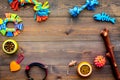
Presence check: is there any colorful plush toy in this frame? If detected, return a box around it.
[0,13,23,37]
[69,0,99,17]
[94,55,106,68]
[93,12,116,24]
[8,0,50,22]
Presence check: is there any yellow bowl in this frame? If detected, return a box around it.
[77,62,92,77]
[2,39,18,54]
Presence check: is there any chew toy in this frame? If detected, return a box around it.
[69,60,77,67]
[93,12,116,24]
[69,0,99,17]
[25,62,48,80]
[101,28,120,80]
[10,54,24,72]
[0,13,23,37]
[8,0,50,22]
[2,39,18,54]
[94,55,106,68]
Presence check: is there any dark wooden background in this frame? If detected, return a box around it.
[0,0,120,80]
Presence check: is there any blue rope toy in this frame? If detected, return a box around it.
[69,0,99,17]
[93,12,116,24]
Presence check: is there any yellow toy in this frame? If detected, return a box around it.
[10,61,21,72]
[10,53,24,72]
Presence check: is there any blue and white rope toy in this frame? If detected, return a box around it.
[69,0,99,17]
[93,12,116,24]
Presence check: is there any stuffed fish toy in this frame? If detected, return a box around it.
[93,12,116,24]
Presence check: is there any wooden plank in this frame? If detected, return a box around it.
[0,0,120,80]
[0,17,120,42]
[0,0,120,17]
[0,41,120,65]
[0,65,118,80]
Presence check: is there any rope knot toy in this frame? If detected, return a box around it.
[8,0,50,22]
[86,0,99,10]
[69,6,80,17]
[9,0,20,11]
[34,1,50,22]
[93,12,116,24]
[0,13,23,37]
[69,0,99,17]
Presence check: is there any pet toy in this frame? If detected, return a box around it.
[0,13,23,37]
[25,62,48,80]
[69,0,99,17]
[77,62,92,77]
[10,53,24,72]
[101,28,120,80]
[8,0,50,22]
[68,60,77,67]
[2,39,18,54]
[94,55,106,68]
[93,12,116,24]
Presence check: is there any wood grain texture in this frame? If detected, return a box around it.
[0,0,120,80]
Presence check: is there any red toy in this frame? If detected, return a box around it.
[94,55,106,68]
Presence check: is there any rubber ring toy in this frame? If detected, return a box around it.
[0,13,24,37]
[25,62,48,80]
[2,39,18,54]
[8,0,50,22]
[77,62,92,77]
